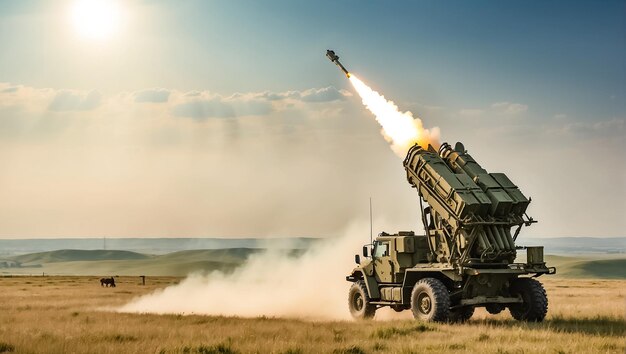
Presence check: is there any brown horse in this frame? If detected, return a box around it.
[100,277,116,287]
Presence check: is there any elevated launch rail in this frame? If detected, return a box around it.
[403,142,537,266]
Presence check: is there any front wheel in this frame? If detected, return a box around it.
[508,278,548,322]
[348,281,376,319]
[410,278,450,322]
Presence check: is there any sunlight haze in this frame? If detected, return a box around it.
[0,0,624,238]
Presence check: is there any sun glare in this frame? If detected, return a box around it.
[70,0,125,40]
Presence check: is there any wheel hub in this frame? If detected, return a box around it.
[354,294,364,311]
[418,293,432,314]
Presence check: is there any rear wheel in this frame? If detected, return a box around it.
[410,278,450,322]
[508,278,548,322]
[449,306,474,323]
[348,281,376,319]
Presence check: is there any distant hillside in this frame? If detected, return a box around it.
[1,237,623,258]
[1,248,267,276]
[11,249,148,265]
[561,259,626,279]
[522,237,626,254]
[155,248,261,264]
[545,255,626,279]
[0,237,320,256]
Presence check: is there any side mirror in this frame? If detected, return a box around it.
[362,246,369,257]
[354,254,361,264]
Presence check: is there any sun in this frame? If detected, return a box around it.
[70,0,125,40]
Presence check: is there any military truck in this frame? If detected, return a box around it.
[347,142,555,322]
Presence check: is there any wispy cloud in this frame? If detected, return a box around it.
[48,90,102,112]
[172,97,272,119]
[299,87,351,102]
[1,85,20,93]
[134,88,171,103]
[491,101,528,115]
[458,108,484,117]
[556,117,625,137]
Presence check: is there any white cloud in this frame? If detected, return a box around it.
[457,101,528,119]
[491,101,528,115]
[134,88,171,103]
[458,108,484,117]
[1,85,20,93]
[255,90,300,101]
[557,118,625,137]
[299,86,351,102]
[172,96,272,119]
[169,86,351,120]
[251,86,351,103]
[48,90,102,111]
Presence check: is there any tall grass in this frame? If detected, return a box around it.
[0,276,623,353]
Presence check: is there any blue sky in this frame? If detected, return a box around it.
[0,0,624,237]
[2,1,624,108]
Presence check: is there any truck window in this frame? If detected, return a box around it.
[373,241,389,257]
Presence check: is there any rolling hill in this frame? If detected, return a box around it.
[1,248,624,279]
[1,248,262,277]
[11,249,149,265]
[545,255,626,279]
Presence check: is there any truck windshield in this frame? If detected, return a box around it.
[373,241,389,257]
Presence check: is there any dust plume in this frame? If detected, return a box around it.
[117,225,368,320]
[349,74,440,156]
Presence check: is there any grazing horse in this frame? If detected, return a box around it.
[100,277,116,287]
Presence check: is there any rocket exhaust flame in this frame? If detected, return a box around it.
[348,74,440,157]
[326,50,439,157]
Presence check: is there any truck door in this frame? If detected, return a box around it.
[373,240,393,283]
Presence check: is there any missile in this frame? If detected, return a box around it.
[326,50,350,78]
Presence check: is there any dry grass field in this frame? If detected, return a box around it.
[0,276,624,354]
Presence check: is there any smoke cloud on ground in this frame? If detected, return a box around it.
[118,224,369,320]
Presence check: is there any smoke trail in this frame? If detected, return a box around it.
[349,75,440,157]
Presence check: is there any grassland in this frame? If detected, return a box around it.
[0,276,623,354]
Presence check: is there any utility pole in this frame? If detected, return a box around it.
[369,197,373,246]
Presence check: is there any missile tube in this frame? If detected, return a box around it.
[484,227,501,251]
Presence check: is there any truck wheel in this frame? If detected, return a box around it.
[348,281,376,319]
[485,303,504,315]
[508,278,548,322]
[449,306,474,323]
[410,278,450,322]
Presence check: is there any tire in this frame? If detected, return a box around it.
[348,281,376,319]
[485,303,504,315]
[508,278,548,322]
[410,278,450,322]
[449,306,474,323]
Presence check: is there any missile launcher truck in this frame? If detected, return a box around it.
[347,142,555,322]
